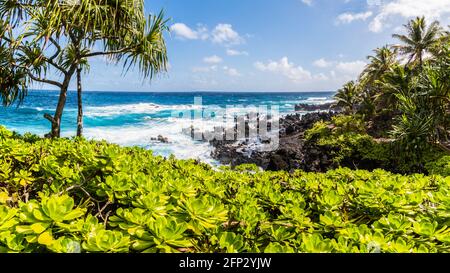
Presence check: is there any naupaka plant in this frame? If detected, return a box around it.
[1,127,450,253]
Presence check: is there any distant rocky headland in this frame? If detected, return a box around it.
[294,102,340,112]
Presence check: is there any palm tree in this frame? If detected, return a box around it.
[361,46,398,86]
[334,81,360,114]
[377,65,413,111]
[358,46,398,117]
[393,17,442,68]
[0,0,169,138]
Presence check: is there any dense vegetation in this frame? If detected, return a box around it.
[1,126,450,253]
[313,17,450,174]
[305,114,448,174]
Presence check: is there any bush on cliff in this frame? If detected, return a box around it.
[305,115,391,170]
[305,115,447,174]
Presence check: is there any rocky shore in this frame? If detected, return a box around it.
[294,102,340,112]
[206,111,340,172]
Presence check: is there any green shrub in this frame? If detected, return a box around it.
[306,115,391,168]
[426,156,450,176]
[305,115,447,173]
[0,127,450,253]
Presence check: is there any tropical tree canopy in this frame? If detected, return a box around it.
[392,16,442,67]
[0,0,169,137]
[334,81,360,114]
[334,17,449,158]
[361,46,398,87]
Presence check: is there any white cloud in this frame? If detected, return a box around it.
[336,11,373,24]
[301,0,313,6]
[192,66,218,73]
[314,73,329,81]
[211,24,244,46]
[171,23,247,48]
[313,58,333,68]
[252,56,368,91]
[335,60,366,76]
[223,66,241,77]
[368,0,450,33]
[170,23,208,40]
[255,57,312,83]
[226,49,249,56]
[203,55,223,64]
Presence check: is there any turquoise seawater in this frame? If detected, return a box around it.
[0,90,335,163]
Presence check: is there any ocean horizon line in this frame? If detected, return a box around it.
[28,89,336,94]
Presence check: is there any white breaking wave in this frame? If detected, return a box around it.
[307,97,328,101]
[31,107,60,112]
[81,103,280,164]
[85,103,203,117]
[85,103,162,117]
[36,98,326,163]
[82,116,220,165]
[305,97,336,104]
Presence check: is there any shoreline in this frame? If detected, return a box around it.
[207,110,339,172]
[1,91,336,164]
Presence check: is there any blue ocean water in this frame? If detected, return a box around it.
[0,90,335,163]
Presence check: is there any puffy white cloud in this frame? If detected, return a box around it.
[170,23,208,40]
[203,55,223,64]
[313,73,329,81]
[336,11,373,24]
[171,23,246,47]
[192,66,218,73]
[368,0,450,33]
[252,56,369,91]
[192,64,241,77]
[301,0,313,6]
[255,57,312,83]
[335,60,367,76]
[223,66,241,77]
[211,24,244,46]
[313,58,333,68]
[226,49,249,56]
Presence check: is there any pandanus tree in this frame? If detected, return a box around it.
[388,21,449,155]
[0,0,169,138]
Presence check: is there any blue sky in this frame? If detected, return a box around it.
[47,0,450,92]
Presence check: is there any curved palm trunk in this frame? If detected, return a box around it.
[76,65,83,137]
[45,67,77,138]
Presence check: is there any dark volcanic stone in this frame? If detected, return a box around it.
[210,111,339,172]
[267,154,289,171]
[295,103,340,112]
[151,135,170,143]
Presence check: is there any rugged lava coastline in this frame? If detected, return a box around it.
[182,102,341,172]
[209,111,339,172]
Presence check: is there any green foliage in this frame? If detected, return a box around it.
[334,81,360,114]
[333,17,449,159]
[306,114,446,173]
[0,127,450,253]
[306,115,391,167]
[426,156,450,176]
